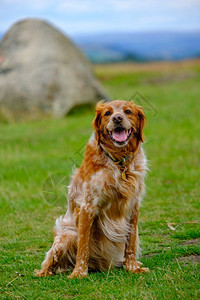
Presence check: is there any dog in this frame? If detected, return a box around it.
[35,100,149,278]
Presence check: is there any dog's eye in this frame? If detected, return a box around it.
[125,109,132,114]
[104,111,111,116]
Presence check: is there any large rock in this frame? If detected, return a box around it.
[0,19,108,121]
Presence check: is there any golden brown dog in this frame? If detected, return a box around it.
[35,100,149,278]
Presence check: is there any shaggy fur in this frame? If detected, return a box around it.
[35,100,149,278]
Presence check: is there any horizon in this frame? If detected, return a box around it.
[0,21,199,63]
[1,22,200,39]
[71,29,200,38]
[1,24,200,38]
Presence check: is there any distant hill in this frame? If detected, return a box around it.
[1,30,200,63]
[73,31,200,63]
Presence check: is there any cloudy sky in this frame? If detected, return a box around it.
[0,0,200,36]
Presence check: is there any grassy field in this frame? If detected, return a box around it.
[0,59,200,299]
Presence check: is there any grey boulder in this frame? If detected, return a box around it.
[0,18,108,121]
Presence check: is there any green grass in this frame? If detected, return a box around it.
[0,60,200,299]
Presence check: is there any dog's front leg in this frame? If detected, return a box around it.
[125,201,149,273]
[68,203,94,279]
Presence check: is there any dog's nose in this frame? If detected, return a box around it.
[112,114,123,124]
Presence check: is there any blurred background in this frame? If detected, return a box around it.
[0,0,200,121]
[1,0,200,63]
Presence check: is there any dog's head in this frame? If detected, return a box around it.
[92,100,146,153]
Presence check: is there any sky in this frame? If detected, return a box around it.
[0,0,200,36]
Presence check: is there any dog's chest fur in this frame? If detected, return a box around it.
[68,142,146,244]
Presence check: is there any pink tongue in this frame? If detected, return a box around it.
[113,130,128,142]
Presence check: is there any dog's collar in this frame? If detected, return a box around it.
[100,145,130,166]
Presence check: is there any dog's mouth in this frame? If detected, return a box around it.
[108,127,132,145]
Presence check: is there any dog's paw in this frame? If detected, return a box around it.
[125,261,149,274]
[68,268,87,279]
[34,269,53,277]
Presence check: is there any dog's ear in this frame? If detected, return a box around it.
[137,106,146,143]
[92,101,104,145]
